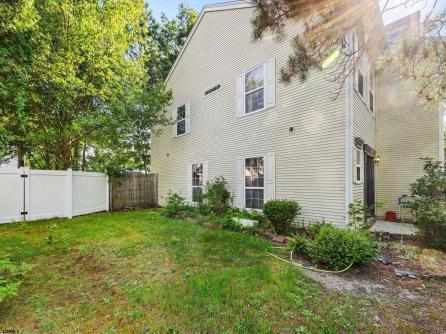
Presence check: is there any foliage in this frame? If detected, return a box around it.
[222,219,243,232]
[162,192,195,219]
[201,177,232,216]
[145,4,198,86]
[0,259,33,304]
[305,225,378,270]
[0,0,194,172]
[290,234,309,255]
[263,199,301,234]
[252,0,445,104]
[409,158,446,249]
[306,220,330,238]
[348,200,373,230]
[225,208,268,226]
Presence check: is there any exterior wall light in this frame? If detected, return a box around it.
[374,155,380,165]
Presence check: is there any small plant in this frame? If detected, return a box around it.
[348,200,373,229]
[0,259,33,304]
[202,177,232,215]
[222,218,243,232]
[408,158,446,250]
[290,234,309,255]
[263,199,301,234]
[162,191,195,219]
[305,225,378,270]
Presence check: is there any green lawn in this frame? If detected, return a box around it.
[0,210,376,333]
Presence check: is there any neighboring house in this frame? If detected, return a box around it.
[0,157,19,169]
[152,1,444,226]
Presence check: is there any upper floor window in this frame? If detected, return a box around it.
[245,156,264,209]
[369,67,375,113]
[245,65,265,114]
[176,104,186,136]
[192,163,203,202]
[353,29,375,114]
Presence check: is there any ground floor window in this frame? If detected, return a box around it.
[245,157,264,209]
[192,163,203,202]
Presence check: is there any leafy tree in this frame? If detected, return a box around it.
[409,158,446,249]
[0,0,172,171]
[145,4,198,86]
[252,0,445,104]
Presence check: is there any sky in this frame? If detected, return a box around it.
[148,0,442,25]
[148,0,208,19]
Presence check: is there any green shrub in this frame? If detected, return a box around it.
[0,259,33,304]
[306,225,378,270]
[290,234,309,255]
[409,158,446,250]
[202,177,232,216]
[162,192,195,219]
[222,219,243,232]
[263,199,301,234]
[306,220,330,238]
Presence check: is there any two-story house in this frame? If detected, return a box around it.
[152,1,444,226]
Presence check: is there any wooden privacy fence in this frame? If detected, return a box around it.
[109,173,158,211]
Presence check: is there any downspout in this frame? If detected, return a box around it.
[344,34,354,225]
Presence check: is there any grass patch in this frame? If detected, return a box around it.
[0,210,376,333]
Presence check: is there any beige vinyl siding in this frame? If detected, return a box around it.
[375,69,441,218]
[152,7,348,225]
[352,91,376,201]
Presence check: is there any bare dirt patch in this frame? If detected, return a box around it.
[298,243,446,333]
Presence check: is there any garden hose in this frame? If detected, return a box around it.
[266,248,354,274]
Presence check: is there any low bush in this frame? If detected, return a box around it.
[409,158,446,250]
[290,234,309,255]
[162,192,195,219]
[0,259,33,304]
[305,225,378,270]
[222,219,243,232]
[202,177,232,216]
[263,199,301,234]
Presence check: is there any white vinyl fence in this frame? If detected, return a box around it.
[0,168,108,224]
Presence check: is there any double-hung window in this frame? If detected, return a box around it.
[176,104,186,136]
[245,65,265,114]
[245,157,264,209]
[192,163,203,202]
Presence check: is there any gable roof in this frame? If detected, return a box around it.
[165,1,255,82]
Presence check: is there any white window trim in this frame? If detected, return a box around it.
[175,103,186,137]
[244,155,266,210]
[204,82,222,97]
[243,64,266,116]
[191,161,204,203]
[354,148,364,185]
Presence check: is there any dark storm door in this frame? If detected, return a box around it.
[364,154,375,216]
